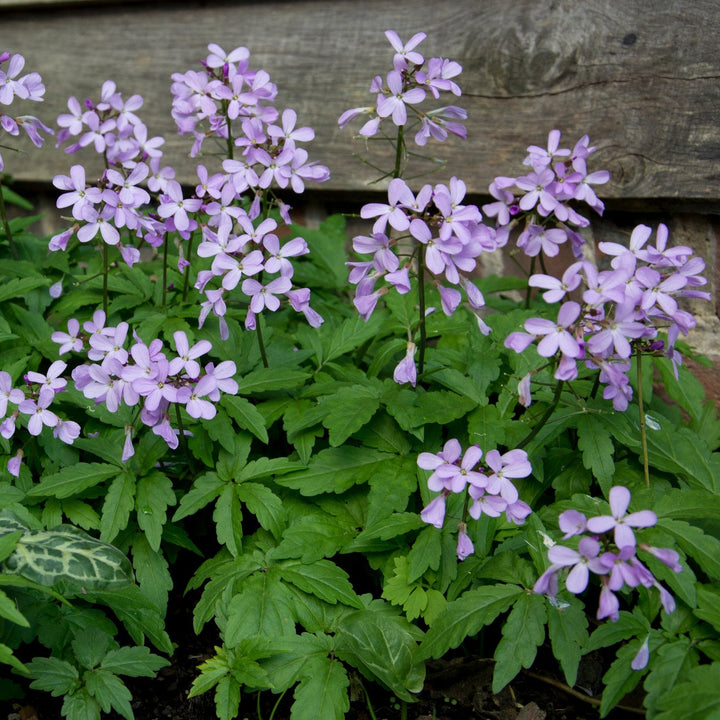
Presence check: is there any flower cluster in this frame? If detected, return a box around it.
[50,81,170,263]
[168,44,329,336]
[52,311,237,458]
[0,363,80,477]
[418,439,532,560]
[505,222,710,409]
[350,176,505,384]
[0,51,52,172]
[483,130,610,259]
[338,31,466,147]
[534,486,681,634]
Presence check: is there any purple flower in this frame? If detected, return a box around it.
[524,301,582,358]
[586,486,657,548]
[420,492,447,528]
[547,537,607,593]
[18,392,59,435]
[157,180,202,232]
[393,342,417,387]
[376,70,426,126]
[482,448,531,503]
[456,524,474,561]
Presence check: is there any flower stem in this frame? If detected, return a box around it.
[162,231,169,308]
[518,379,564,450]
[636,349,650,488]
[182,233,194,302]
[102,242,109,315]
[256,314,269,369]
[417,243,427,375]
[0,183,19,260]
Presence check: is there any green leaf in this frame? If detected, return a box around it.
[546,595,588,688]
[599,640,646,717]
[576,413,615,493]
[135,472,175,552]
[272,512,356,562]
[214,674,241,720]
[100,473,136,544]
[406,526,442,583]
[0,529,22,561]
[85,669,134,720]
[585,611,649,652]
[336,608,424,701]
[366,456,418,526]
[653,488,720,522]
[274,446,392,496]
[0,641,28,673]
[27,656,80,695]
[644,638,697,718]
[62,690,102,720]
[205,407,237,454]
[492,592,546,693]
[225,571,296,645]
[0,587,29,627]
[695,586,720,632]
[654,356,706,423]
[4,524,133,589]
[27,463,119,499]
[236,367,310,394]
[101,645,170,677]
[655,663,720,720]
[132,533,173,615]
[172,472,224,522]
[222,395,268,443]
[281,559,362,608]
[419,584,523,660]
[235,482,286,540]
[320,385,381,446]
[71,627,111,671]
[214,483,243,557]
[290,656,349,720]
[321,313,387,366]
[658,518,720,580]
[0,276,47,304]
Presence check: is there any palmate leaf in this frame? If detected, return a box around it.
[3,523,133,589]
[419,584,523,660]
[492,592,546,693]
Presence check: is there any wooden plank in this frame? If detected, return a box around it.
[1,0,719,200]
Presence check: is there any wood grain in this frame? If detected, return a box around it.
[1,0,719,200]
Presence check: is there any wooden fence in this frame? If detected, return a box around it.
[1,0,719,390]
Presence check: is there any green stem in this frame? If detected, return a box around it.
[256,314,269,369]
[393,125,405,179]
[162,231,169,308]
[0,183,19,260]
[524,256,536,308]
[267,689,287,720]
[417,243,427,376]
[174,403,190,470]
[518,379,564,450]
[636,349,650,488]
[182,233,194,302]
[102,242,109,316]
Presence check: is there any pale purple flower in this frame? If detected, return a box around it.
[376,70,426,126]
[385,30,426,69]
[558,509,587,539]
[586,486,657,548]
[420,492,447,529]
[631,636,650,671]
[0,372,24,417]
[547,537,607,593]
[184,375,218,420]
[456,524,474,561]
[18,392,59,435]
[26,360,67,396]
[157,180,202,232]
[7,451,22,478]
[524,301,582,358]
[168,331,212,378]
[393,342,417,387]
[242,276,292,313]
[482,448,532,503]
[53,165,102,221]
[53,418,80,444]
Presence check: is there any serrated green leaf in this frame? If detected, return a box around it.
[290,656,349,720]
[599,640,647,717]
[659,518,720,580]
[492,592,546,692]
[62,500,101,531]
[272,512,356,562]
[27,656,80,695]
[214,483,243,557]
[546,595,588,688]
[644,638,697,718]
[585,611,649,652]
[205,407,237,454]
[654,356,706,423]
[236,367,311,394]
[654,662,720,720]
[101,645,170,677]
[71,627,111,671]
[321,313,387,366]
[0,587,29,627]
[281,559,362,608]
[225,571,295,645]
[222,395,268,443]
[236,457,303,482]
[366,456,418,526]
[132,533,173,615]
[419,584,522,659]
[62,689,102,720]
[0,641,27,673]
[0,276,47,304]
[320,386,381,446]
[235,482,286,540]
[100,473,136,543]
[27,463,119,499]
[576,413,615,493]
[135,472,175,552]
[406,526,442,583]
[653,488,720,521]
[172,472,224,522]
[274,446,392,496]
[214,674,241,720]
[695,586,720,631]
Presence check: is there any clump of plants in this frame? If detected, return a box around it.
[1,33,719,720]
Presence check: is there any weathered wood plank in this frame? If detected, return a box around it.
[1,0,719,200]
